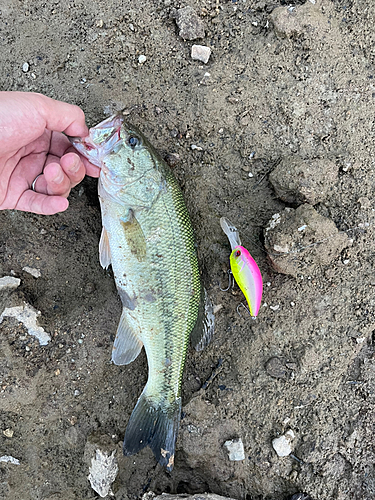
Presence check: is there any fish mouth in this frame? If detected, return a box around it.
[68,114,124,167]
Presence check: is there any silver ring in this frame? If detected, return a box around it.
[31,174,43,191]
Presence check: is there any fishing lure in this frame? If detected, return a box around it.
[220,217,263,318]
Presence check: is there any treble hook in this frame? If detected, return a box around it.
[219,270,233,292]
[236,302,252,318]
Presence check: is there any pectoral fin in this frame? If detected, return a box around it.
[112,308,143,365]
[120,210,146,262]
[99,226,111,269]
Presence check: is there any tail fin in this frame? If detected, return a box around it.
[123,389,181,471]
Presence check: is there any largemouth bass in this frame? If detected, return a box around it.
[70,115,213,471]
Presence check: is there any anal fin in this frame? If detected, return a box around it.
[112,308,143,365]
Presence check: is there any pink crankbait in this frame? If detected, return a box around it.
[220,217,263,318]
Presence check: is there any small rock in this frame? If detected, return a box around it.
[65,426,80,447]
[22,266,41,278]
[0,276,21,291]
[138,54,147,64]
[269,156,338,205]
[3,429,14,438]
[290,494,313,500]
[191,44,211,63]
[22,62,29,72]
[265,357,288,379]
[223,438,245,461]
[272,429,295,457]
[144,494,238,500]
[165,153,180,168]
[0,455,20,465]
[88,449,118,498]
[0,303,51,345]
[264,204,348,277]
[174,6,205,40]
[84,282,96,294]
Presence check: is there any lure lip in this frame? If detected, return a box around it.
[220,217,241,250]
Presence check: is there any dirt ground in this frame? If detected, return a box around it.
[1,0,375,499]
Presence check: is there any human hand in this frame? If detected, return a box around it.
[0,91,100,215]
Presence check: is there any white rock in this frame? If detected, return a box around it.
[138,54,147,64]
[88,449,118,498]
[0,276,21,292]
[0,302,51,345]
[0,455,20,465]
[22,62,29,72]
[22,266,41,278]
[272,429,295,457]
[223,438,245,461]
[191,44,211,64]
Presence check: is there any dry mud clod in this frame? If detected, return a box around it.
[264,204,349,277]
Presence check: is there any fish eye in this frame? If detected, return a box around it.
[235,250,241,257]
[128,136,139,148]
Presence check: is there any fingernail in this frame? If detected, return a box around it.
[53,170,65,184]
[69,156,80,174]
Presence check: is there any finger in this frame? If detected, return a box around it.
[36,93,89,137]
[80,156,101,178]
[15,189,69,215]
[42,160,71,197]
[60,152,86,187]
[49,131,73,157]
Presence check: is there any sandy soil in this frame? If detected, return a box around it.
[1,1,375,499]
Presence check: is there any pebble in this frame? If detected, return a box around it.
[191,44,211,64]
[165,153,180,168]
[0,455,20,465]
[223,438,245,461]
[174,6,205,40]
[0,276,21,292]
[22,266,41,278]
[138,54,147,64]
[22,62,29,72]
[265,357,288,379]
[3,429,14,438]
[0,303,51,346]
[272,429,295,457]
[88,449,118,498]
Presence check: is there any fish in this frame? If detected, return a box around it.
[220,217,263,317]
[70,115,214,471]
